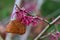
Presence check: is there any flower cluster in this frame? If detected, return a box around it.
[11,4,40,26]
[15,7,39,26]
[49,31,60,40]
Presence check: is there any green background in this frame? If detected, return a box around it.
[0,0,60,40]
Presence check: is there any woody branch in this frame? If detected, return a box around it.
[34,15,60,40]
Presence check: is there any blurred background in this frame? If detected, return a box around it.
[0,0,60,40]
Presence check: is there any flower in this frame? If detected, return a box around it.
[55,31,60,38]
[49,31,60,40]
[49,33,58,40]
[11,4,40,26]
[16,10,39,26]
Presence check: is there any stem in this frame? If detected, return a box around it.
[5,0,21,40]
[40,33,51,39]
[34,15,60,40]
[40,29,55,39]
[39,17,50,24]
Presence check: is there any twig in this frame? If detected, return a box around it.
[34,15,60,40]
[40,33,50,39]
[39,17,50,24]
[40,29,55,39]
[16,4,50,25]
[16,4,28,13]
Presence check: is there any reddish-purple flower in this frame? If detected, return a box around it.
[11,4,40,26]
[16,9,39,26]
[55,31,60,38]
[49,33,58,40]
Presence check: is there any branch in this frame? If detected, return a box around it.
[34,15,60,40]
[40,29,55,39]
[5,0,22,40]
